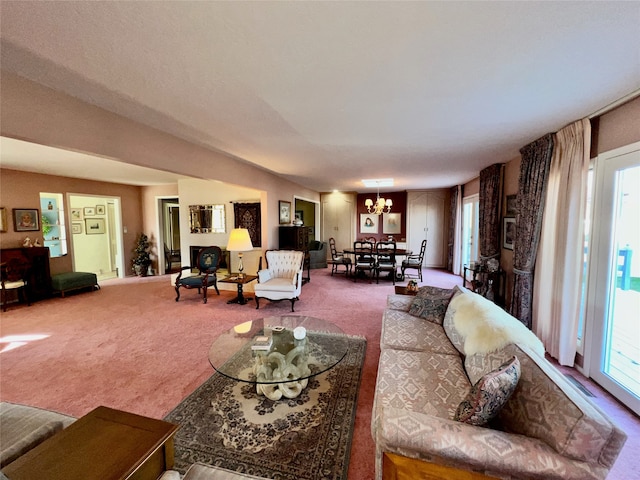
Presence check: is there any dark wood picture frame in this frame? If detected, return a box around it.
[13,208,40,232]
[503,217,515,250]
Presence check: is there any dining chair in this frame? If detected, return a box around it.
[327,238,352,276]
[401,239,427,282]
[174,246,222,303]
[1,257,31,311]
[375,240,397,285]
[353,240,375,283]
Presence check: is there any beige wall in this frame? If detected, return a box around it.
[0,168,143,276]
[595,96,640,154]
[0,72,320,260]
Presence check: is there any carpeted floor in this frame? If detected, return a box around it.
[1,267,639,479]
[165,334,366,480]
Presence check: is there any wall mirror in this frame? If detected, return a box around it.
[189,204,226,233]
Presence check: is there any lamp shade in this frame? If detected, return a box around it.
[227,228,254,252]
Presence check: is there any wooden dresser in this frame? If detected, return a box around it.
[0,247,51,301]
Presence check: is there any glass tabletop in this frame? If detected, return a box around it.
[208,315,349,384]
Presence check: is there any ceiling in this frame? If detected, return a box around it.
[1,1,639,191]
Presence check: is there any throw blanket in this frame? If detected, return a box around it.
[451,292,545,356]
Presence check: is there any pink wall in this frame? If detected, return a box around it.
[0,168,143,276]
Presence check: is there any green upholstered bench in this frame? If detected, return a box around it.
[51,272,100,297]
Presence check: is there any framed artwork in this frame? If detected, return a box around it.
[13,208,40,232]
[279,200,291,225]
[71,223,83,234]
[295,210,304,223]
[506,195,517,216]
[84,207,95,216]
[382,213,401,234]
[503,217,516,250]
[85,218,106,234]
[71,208,83,221]
[360,214,378,234]
[96,205,105,215]
[0,207,6,232]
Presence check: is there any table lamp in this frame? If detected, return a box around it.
[226,228,253,278]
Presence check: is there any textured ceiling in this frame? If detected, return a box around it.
[1,1,639,191]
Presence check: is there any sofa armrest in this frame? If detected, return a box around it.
[377,407,609,480]
[386,294,413,312]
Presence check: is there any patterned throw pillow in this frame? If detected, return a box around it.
[454,356,521,426]
[408,286,454,324]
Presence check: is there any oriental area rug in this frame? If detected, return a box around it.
[164,335,367,480]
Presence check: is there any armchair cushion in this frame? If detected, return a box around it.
[255,250,305,311]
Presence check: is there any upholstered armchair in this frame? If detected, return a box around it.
[174,246,222,303]
[307,240,327,269]
[254,250,305,312]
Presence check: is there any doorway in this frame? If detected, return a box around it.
[68,194,123,281]
[157,197,181,274]
[585,142,640,415]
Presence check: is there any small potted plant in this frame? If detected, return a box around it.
[407,279,419,292]
[132,233,151,276]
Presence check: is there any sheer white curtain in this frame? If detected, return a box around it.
[453,185,462,275]
[533,118,590,366]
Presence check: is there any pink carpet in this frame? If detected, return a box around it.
[1,268,638,479]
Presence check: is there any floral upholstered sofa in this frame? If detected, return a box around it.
[372,285,627,480]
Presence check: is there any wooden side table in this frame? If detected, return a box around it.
[3,406,179,480]
[220,274,258,305]
[394,286,418,296]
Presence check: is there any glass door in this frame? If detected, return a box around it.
[586,143,640,415]
[461,194,479,281]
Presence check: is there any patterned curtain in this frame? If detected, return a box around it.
[447,185,458,271]
[478,163,504,263]
[509,134,554,328]
[233,202,261,247]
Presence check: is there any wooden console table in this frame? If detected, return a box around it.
[3,406,179,480]
[463,264,505,307]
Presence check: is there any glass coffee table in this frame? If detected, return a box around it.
[208,315,349,400]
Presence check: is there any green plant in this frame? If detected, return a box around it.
[132,233,151,275]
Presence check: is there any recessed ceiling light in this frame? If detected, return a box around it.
[362,178,394,188]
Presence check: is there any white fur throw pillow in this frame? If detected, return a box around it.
[450,291,544,356]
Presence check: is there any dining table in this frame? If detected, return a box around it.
[342,247,413,281]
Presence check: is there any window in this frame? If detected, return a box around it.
[461,194,479,277]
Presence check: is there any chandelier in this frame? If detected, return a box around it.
[364,179,393,215]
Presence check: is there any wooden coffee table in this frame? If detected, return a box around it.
[3,406,179,480]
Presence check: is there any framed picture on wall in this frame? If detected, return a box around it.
[0,207,6,232]
[72,223,83,234]
[506,195,517,216]
[503,217,515,250]
[279,200,291,224]
[71,208,82,221]
[13,208,40,232]
[360,214,378,234]
[96,205,105,215]
[85,218,106,234]
[84,207,95,216]
[382,213,401,234]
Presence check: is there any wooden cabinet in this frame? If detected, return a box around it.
[407,190,449,268]
[321,192,356,253]
[0,247,51,301]
[279,226,310,250]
